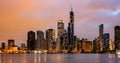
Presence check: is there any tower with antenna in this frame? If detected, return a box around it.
[68,4,75,52]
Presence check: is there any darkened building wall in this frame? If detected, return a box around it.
[8,39,15,48]
[114,26,120,50]
[27,31,36,50]
[103,33,110,52]
[46,29,55,52]
[1,42,5,49]
[36,30,44,50]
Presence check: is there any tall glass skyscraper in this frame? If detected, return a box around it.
[114,26,120,50]
[36,30,44,50]
[68,7,74,51]
[27,31,36,50]
[46,29,55,52]
[57,20,64,52]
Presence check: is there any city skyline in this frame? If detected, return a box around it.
[0,0,120,46]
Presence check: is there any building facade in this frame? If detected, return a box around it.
[68,8,74,52]
[114,26,120,50]
[57,20,64,52]
[8,39,15,49]
[27,31,36,50]
[36,30,44,51]
[46,29,55,53]
[103,33,110,52]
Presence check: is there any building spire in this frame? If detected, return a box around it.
[70,4,73,11]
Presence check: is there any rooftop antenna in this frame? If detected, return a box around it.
[70,3,73,11]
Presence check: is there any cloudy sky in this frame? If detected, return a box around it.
[0,0,120,46]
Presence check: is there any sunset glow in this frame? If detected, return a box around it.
[0,0,120,45]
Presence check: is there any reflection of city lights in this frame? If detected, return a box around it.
[117,52,120,55]
[0,50,1,53]
[44,54,47,62]
[34,51,37,54]
[44,50,47,53]
[118,55,120,58]
[38,51,42,53]
[0,54,2,63]
[108,54,112,58]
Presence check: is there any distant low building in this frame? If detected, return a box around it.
[93,37,103,53]
[8,39,15,49]
[81,39,92,53]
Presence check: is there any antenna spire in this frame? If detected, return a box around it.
[70,4,73,11]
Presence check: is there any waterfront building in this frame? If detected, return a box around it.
[114,26,120,50]
[103,33,110,52]
[21,43,27,51]
[99,24,104,52]
[68,6,75,52]
[36,30,44,51]
[93,37,103,53]
[57,20,64,53]
[46,29,55,53]
[27,31,36,50]
[99,24,104,39]
[8,39,15,49]
[81,39,92,53]
[109,39,115,52]
[1,42,5,50]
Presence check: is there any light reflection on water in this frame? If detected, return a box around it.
[0,54,120,63]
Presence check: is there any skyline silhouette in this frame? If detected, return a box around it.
[0,0,120,46]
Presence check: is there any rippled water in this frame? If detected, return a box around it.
[0,54,120,63]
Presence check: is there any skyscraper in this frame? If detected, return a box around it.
[57,20,64,52]
[46,29,55,53]
[114,26,120,50]
[8,39,15,49]
[103,33,110,52]
[99,24,104,52]
[99,24,104,39]
[58,20,64,37]
[36,30,44,51]
[27,31,36,50]
[60,30,68,53]
[93,37,103,53]
[68,6,74,51]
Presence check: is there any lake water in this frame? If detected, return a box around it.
[0,54,120,63]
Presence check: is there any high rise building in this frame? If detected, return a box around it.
[93,37,103,53]
[57,20,64,52]
[68,6,74,51]
[21,43,26,51]
[109,39,115,51]
[8,39,15,49]
[1,42,5,50]
[103,33,110,52]
[99,24,104,39]
[60,30,68,53]
[46,29,55,52]
[27,31,36,50]
[99,24,104,52]
[114,26,120,50]
[81,39,92,53]
[36,30,44,51]
[58,20,64,37]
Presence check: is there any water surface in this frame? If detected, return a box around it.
[0,54,120,63]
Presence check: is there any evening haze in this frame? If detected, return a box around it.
[0,0,120,46]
